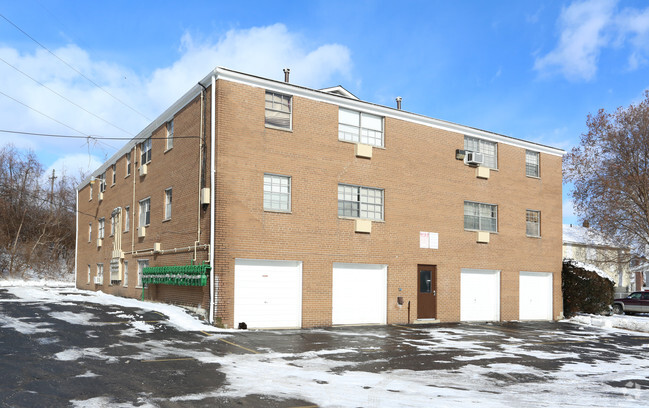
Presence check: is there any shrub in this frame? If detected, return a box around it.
[562,259,615,317]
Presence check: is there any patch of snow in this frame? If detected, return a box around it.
[0,315,53,334]
[75,370,100,378]
[563,224,624,248]
[70,397,157,408]
[570,313,649,333]
[54,347,118,363]
[49,311,100,326]
[0,279,74,288]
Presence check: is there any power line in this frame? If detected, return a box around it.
[0,13,152,122]
[0,129,200,140]
[0,55,135,137]
[0,90,89,137]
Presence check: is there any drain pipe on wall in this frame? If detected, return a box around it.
[74,189,79,288]
[209,74,216,325]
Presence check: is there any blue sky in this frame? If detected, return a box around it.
[2,0,649,225]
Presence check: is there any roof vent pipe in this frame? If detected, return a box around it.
[283,68,290,83]
[396,96,402,110]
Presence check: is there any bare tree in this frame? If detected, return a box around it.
[564,90,649,253]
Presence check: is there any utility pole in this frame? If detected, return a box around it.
[49,169,57,213]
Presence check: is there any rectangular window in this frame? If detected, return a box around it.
[98,218,105,239]
[126,151,131,177]
[464,201,498,232]
[338,108,384,147]
[265,91,292,129]
[464,136,497,169]
[87,265,91,284]
[164,188,172,220]
[123,261,128,287]
[526,210,541,237]
[99,172,106,193]
[338,184,384,220]
[526,150,540,178]
[137,259,149,288]
[89,183,93,200]
[97,264,103,284]
[166,120,174,150]
[112,164,116,185]
[139,198,150,227]
[263,174,291,212]
[110,214,116,236]
[124,206,130,232]
[88,223,92,242]
[141,137,152,164]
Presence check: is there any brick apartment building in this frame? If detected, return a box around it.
[75,67,565,329]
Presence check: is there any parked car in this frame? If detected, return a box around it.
[612,291,649,314]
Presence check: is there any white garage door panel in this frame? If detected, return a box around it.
[332,263,387,325]
[519,272,553,320]
[234,259,302,329]
[461,269,500,322]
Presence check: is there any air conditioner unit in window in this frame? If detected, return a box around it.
[94,276,103,284]
[465,151,484,166]
[96,238,103,247]
[138,227,146,238]
[139,164,148,176]
[98,192,103,201]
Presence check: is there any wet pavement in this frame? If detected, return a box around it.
[1,286,648,407]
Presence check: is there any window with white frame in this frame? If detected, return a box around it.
[338,184,384,220]
[464,201,498,232]
[141,137,152,164]
[166,120,174,150]
[139,198,150,227]
[89,183,93,200]
[110,213,116,236]
[123,260,128,287]
[124,206,130,232]
[164,188,172,220]
[137,259,149,288]
[112,164,116,185]
[525,150,540,178]
[126,151,131,177]
[98,218,105,239]
[87,265,91,284]
[265,91,292,129]
[97,264,104,284]
[464,136,497,169]
[338,108,384,147]
[526,210,540,237]
[99,172,106,193]
[88,223,92,242]
[263,174,291,212]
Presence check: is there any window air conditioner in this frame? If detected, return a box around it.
[98,192,103,201]
[139,164,148,176]
[96,238,103,247]
[94,276,103,284]
[465,151,484,166]
[138,227,146,238]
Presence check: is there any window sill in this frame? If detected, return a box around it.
[464,229,498,234]
[526,235,542,239]
[338,139,385,150]
[162,218,171,223]
[338,216,385,223]
[526,175,541,180]
[164,147,173,154]
[125,174,131,179]
[265,124,293,132]
[264,209,292,214]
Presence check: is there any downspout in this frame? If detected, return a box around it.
[132,147,136,255]
[209,74,216,324]
[74,188,79,288]
[197,82,207,262]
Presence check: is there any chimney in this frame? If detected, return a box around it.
[396,96,402,110]
[582,220,590,228]
[283,68,290,83]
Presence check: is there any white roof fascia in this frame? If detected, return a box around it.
[211,68,565,157]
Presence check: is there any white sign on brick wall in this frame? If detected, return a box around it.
[419,231,439,249]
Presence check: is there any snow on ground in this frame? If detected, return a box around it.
[0,282,230,333]
[570,313,649,333]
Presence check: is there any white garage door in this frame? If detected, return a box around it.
[234,259,302,329]
[332,263,387,325]
[519,271,553,320]
[460,268,500,321]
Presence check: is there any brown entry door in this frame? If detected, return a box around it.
[417,265,437,319]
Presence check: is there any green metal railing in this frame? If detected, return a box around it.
[141,263,210,287]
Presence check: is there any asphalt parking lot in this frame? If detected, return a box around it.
[1,286,648,407]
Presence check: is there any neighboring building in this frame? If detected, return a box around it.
[75,67,565,329]
[563,224,632,297]
[630,255,649,291]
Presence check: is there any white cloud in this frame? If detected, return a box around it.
[43,153,103,185]
[534,0,617,81]
[0,24,353,171]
